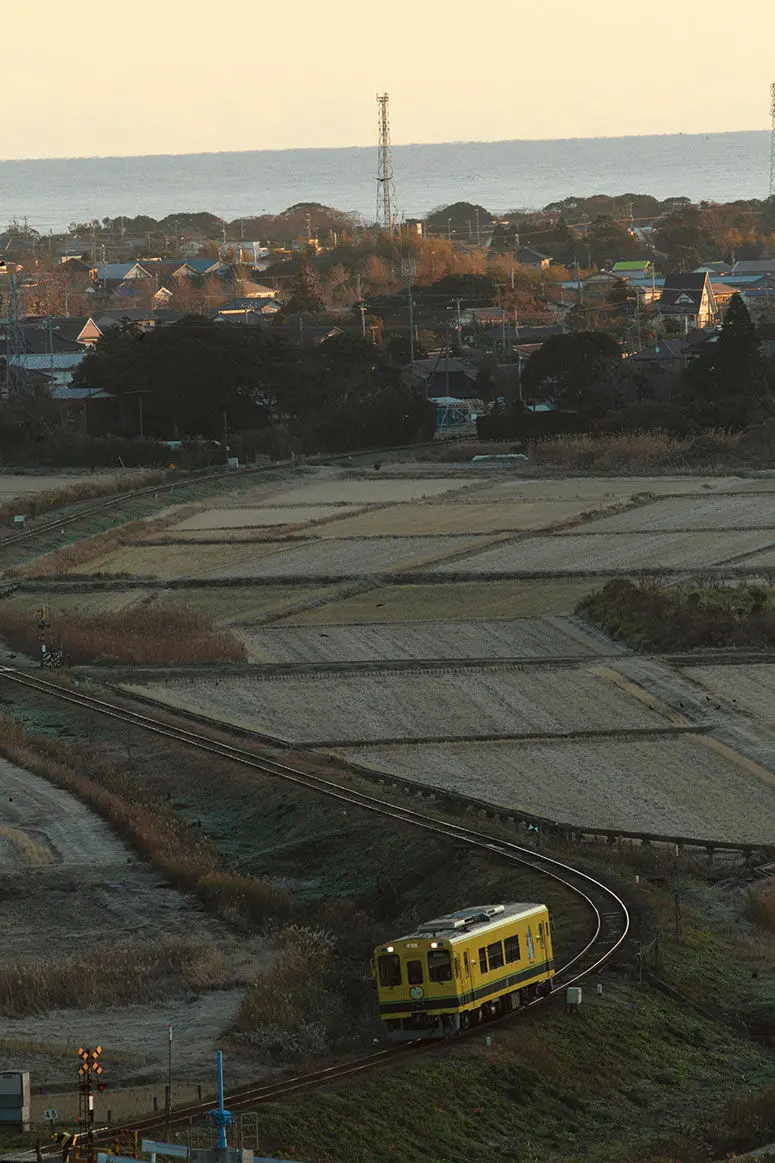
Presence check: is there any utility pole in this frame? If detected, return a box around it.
[359,302,366,339]
[376,93,397,232]
[770,81,775,197]
[166,1024,173,1139]
[408,288,416,383]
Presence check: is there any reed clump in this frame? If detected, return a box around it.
[0,605,247,664]
[0,938,228,1017]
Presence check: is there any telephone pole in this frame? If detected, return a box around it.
[376,93,398,232]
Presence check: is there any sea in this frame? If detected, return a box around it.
[0,130,770,235]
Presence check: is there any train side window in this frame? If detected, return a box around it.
[478,946,487,974]
[463,951,470,978]
[487,941,504,970]
[504,934,521,963]
[378,954,402,987]
[407,959,424,985]
[428,950,453,982]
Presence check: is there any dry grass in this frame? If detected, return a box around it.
[527,430,745,472]
[0,938,228,1017]
[0,469,172,527]
[0,825,51,864]
[0,604,248,665]
[747,884,775,932]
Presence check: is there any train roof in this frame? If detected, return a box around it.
[396,903,546,945]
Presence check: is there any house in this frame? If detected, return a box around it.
[459,306,506,328]
[7,351,85,387]
[658,272,717,328]
[215,298,281,324]
[237,282,278,300]
[710,282,738,314]
[612,260,653,277]
[49,316,103,347]
[730,259,775,278]
[403,356,479,398]
[516,247,552,271]
[693,261,732,277]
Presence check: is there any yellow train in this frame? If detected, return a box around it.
[374,902,554,1040]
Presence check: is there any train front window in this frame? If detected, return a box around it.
[378,954,402,987]
[407,959,424,984]
[428,949,452,982]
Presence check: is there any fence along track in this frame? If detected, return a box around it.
[3,667,629,1132]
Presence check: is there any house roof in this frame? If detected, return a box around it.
[51,386,113,400]
[730,260,775,276]
[9,352,85,370]
[612,260,651,271]
[517,247,551,262]
[407,357,478,379]
[692,262,731,275]
[659,271,714,313]
[219,297,280,312]
[92,262,144,281]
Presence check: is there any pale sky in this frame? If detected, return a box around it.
[5,0,775,158]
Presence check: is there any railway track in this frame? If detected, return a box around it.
[2,666,630,1138]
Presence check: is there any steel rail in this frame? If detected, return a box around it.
[3,667,629,1136]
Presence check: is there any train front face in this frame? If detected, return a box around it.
[374,937,461,1041]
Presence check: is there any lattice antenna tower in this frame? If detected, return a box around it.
[376,93,398,232]
[5,273,26,397]
[770,82,775,198]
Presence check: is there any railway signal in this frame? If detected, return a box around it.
[76,1046,104,1143]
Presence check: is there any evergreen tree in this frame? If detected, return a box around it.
[680,294,772,428]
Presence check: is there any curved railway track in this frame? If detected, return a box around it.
[2,666,630,1138]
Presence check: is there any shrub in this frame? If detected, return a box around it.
[578,578,775,652]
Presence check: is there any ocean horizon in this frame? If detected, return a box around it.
[0,130,770,235]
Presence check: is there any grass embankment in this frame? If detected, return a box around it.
[8,516,177,578]
[0,938,226,1017]
[0,603,247,664]
[578,578,775,651]
[0,469,172,527]
[238,985,775,1163]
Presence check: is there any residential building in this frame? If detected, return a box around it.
[516,247,552,270]
[403,356,479,398]
[729,259,775,277]
[658,272,717,328]
[459,306,506,328]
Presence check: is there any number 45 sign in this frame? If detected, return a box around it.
[44,1109,58,1124]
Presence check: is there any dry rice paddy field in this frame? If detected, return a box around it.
[22,462,775,845]
[430,529,775,574]
[124,665,671,745]
[332,735,775,845]
[241,616,623,664]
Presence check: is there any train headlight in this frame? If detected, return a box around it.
[386,945,394,952]
[430,941,438,948]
